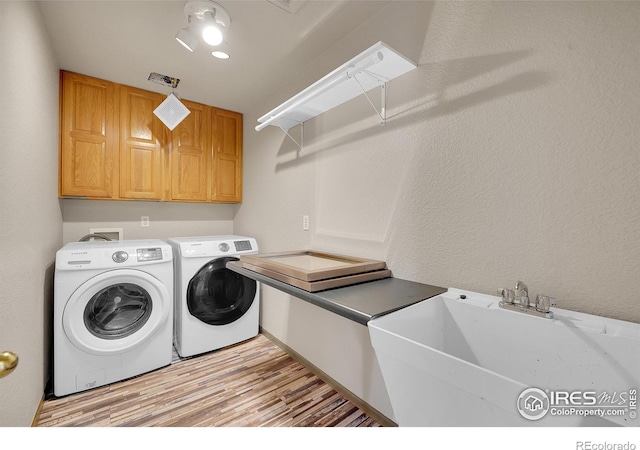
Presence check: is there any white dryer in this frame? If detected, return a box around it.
[168,235,260,358]
[54,240,173,397]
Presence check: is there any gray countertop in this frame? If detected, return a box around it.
[226,261,447,326]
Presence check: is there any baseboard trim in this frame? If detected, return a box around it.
[260,327,397,427]
[31,394,45,427]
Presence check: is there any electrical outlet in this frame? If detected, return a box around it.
[141,216,150,227]
[302,215,310,231]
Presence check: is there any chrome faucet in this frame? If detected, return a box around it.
[498,281,556,319]
[514,280,529,306]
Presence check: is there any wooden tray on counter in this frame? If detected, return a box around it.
[239,250,391,292]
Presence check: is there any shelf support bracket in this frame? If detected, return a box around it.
[279,122,304,152]
[352,72,387,126]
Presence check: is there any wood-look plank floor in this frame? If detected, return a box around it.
[36,334,381,427]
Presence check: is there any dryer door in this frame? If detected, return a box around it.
[187,257,257,325]
[62,269,170,355]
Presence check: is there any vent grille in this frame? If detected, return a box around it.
[153,94,190,130]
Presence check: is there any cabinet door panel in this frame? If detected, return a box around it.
[120,87,165,200]
[215,158,239,198]
[60,72,116,198]
[170,101,210,201]
[69,141,108,190]
[212,108,242,202]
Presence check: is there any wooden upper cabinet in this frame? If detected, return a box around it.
[59,71,243,203]
[59,72,117,198]
[212,108,243,202]
[170,100,211,202]
[119,86,166,200]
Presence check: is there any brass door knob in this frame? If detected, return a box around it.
[0,351,18,378]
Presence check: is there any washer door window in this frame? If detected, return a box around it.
[84,283,152,340]
[187,257,257,325]
[63,269,170,356]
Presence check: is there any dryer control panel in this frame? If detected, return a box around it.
[234,240,253,252]
[172,236,258,258]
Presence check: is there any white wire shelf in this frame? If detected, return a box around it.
[255,41,417,135]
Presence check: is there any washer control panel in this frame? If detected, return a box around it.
[136,247,163,262]
[112,251,129,263]
[218,243,230,252]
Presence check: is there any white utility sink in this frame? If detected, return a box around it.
[369,288,640,427]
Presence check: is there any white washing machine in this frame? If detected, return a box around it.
[54,239,173,397]
[168,235,260,358]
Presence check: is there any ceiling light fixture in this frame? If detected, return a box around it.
[211,43,230,60]
[201,12,223,46]
[176,1,231,59]
[211,50,230,60]
[176,23,199,52]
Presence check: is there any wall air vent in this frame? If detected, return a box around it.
[154,94,190,131]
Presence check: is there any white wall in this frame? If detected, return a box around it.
[235,1,640,421]
[0,2,63,426]
[61,199,236,244]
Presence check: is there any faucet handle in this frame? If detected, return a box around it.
[535,295,556,313]
[498,288,515,304]
[514,280,528,293]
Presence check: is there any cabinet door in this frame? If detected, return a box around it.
[119,87,165,200]
[170,100,211,201]
[211,108,243,202]
[60,72,117,198]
